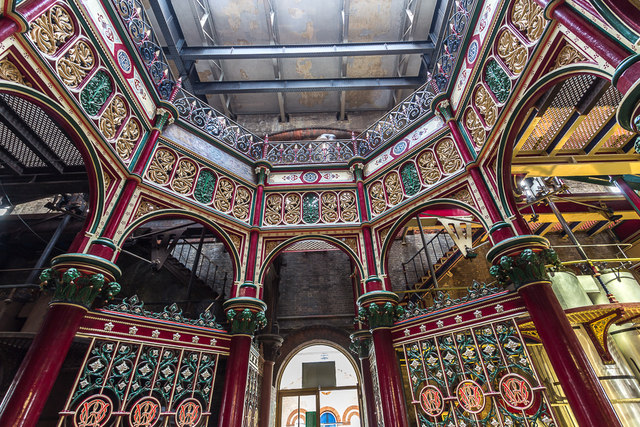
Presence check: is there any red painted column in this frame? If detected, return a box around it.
[520,282,621,426]
[219,297,266,427]
[0,304,86,426]
[612,176,640,216]
[0,253,120,426]
[219,334,253,427]
[487,235,621,426]
[371,328,408,427]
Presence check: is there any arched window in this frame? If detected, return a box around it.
[320,412,337,427]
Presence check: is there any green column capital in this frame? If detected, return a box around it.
[224,297,267,336]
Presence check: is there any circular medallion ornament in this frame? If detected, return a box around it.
[467,40,479,64]
[174,398,203,427]
[392,140,408,156]
[302,171,319,183]
[117,49,132,74]
[456,380,485,414]
[129,396,161,427]
[499,374,534,410]
[419,385,445,416]
[74,394,113,427]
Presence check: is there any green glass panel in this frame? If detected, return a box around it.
[484,60,511,104]
[80,70,113,116]
[302,193,320,224]
[400,162,421,196]
[194,170,216,204]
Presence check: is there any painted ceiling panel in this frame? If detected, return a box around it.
[347,0,406,42]
[346,55,398,78]
[346,89,393,110]
[218,58,279,81]
[205,0,271,45]
[230,93,281,114]
[274,0,343,44]
[279,57,341,80]
[284,91,341,113]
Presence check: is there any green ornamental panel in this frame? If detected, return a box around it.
[80,70,113,116]
[302,193,320,224]
[484,60,511,104]
[400,162,421,196]
[194,170,217,204]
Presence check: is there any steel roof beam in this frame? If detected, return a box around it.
[170,41,435,60]
[0,99,63,174]
[193,77,424,94]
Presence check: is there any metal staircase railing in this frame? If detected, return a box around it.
[170,240,229,297]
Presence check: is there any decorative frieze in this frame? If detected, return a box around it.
[262,190,358,226]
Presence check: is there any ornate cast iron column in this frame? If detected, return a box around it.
[0,253,121,427]
[219,297,267,427]
[357,291,409,427]
[488,235,622,426]
[257,334,283,427]
[350,330,377,427]
[241,161,271,300]
[350,159,384,294]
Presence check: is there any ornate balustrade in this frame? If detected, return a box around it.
[110,0,476,165]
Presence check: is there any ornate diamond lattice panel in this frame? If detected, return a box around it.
[400,316,557,426]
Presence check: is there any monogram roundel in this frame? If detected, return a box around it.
[129,396,162,427]
[419,385,445,416]
[73,394,113,427]
[499,373,535,410]
[456,380,486,414]
[175,398,203,427]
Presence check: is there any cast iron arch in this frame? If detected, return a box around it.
[257,234,365,285]
[494,64,614,221]
[378,197,492,277]
[0,82,107,237]
[117,209,242,282]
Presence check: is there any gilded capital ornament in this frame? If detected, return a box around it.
[224,297,267,335]
[487,236,560,290]
[357,291,404,329]
[38,254,121,308]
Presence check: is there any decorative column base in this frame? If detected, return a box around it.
[218,297,267,427]
[0,253,120,427]
[488,236,622,427]
[357,291,408,427]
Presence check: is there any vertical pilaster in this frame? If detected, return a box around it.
[357,291,408,427]
[488,235,622,426]
[257,334,283,427]
[0,254,121,426]
[350,330,377,427]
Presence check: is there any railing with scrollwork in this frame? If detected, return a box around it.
[110,0,476,165]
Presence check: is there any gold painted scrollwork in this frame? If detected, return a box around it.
[171,159,197,195]
[384,173,403,206]
[436,139,463,173]
[339,191,358,222]
[284,194,301,224]
[453,188,474,206]
[369,182,387,216]
[474,85,498,127]
[99,95,127,140]
[497,30,527,75]
[0,60,31,86]
[551,44,585,70]
[57,40,94,87]
[213,178,234,212]
[232,187,251,220]
[116,118,140,161]
[512,0,545,42]
[147,148,175,185]
[30,5,74,56]
[264,194,283,226]
[134,200,161,219]
[465,108,486,146]
[416,150,441,185]
[320,192,339,223]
